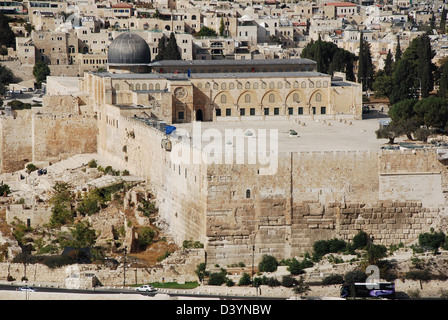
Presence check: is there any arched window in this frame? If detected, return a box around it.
[114,83,120,90]
[136,83,140,90]
[269,94,275,103]
[246,189,251,198]
[253,82,258,89]
[142,83,147,90]
[221,83,226,90]
[301,81,306,88]
[316,93,322,102]
[293,93,299,103]
[213,83,218,90]
[316,81,321,88]
[155,83,160,90]
[221,94,227,104]
[294,81,299,88]
[149,83,154,90]
[245,82,250,89]
[323,81,328,88]
[269,82,275,89]
[229,83,234,90]
[205,82,210,89]
[277,82,282,89]
[197,83,202,89]
[245,94,251,103]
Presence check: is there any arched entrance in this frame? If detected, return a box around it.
[196,109,203,121]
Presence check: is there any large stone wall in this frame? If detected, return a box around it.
[203,149,448,266]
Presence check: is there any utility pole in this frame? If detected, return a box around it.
[123,246,127,288]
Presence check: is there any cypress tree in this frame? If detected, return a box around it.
[441,7,447,34]
[439,62,448,98]
[155,36,166,61]
[395,35,402,63]
[357,32,374,91]
[384,49,393,76]
[164,32,181,60]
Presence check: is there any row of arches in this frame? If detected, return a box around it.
[208,90,325,107]
[196,79,329,91]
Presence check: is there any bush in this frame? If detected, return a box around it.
[258,254,279,272]
[281,275,298,288]
[208,272,227,286]
[313,238,347,260]
[418,230,446,251]
[352,230,369,249]
[405,270,431,281]
[238,273,252,286]
[322,274,344,285]
[265,277,281,287]
[344,269,367,284]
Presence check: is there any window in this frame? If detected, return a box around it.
[250,108,255,115]
[312,107,316,114]
[321,106,326,114]
[245,94,251,103]
[221,95,227,104]
[240,108,245,116]
[221,83,226,90]
[298,107,303,114]
[178,111,184,120]
[316,93,322,102]
[216,109,221,116]
[229,83,234,90]
[288,107,293,115]
[301,81,306,88]
[246,189,251,198]
[269,94,275,103]
[226,108,231,116]
[264,108,269,115]
[293,93,299,103]
[274,108,279,115]
[245,82,250,89]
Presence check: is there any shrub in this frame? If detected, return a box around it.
[418,230,446,251]
[258,254,279,272]
[208,272,227,286]
[0,184,10,196]
[266,277,281,287]
[344,269,367,284]
[238,273,252,286]
[352,230,369,249]
[87,159,97,168]
[281,275,298,288]
[405,270,431,281]
[313,238,347,260]
[322,274,344,285]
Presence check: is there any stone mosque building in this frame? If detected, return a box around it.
[2,33,445,266]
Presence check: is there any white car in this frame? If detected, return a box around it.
[135,285,156,292]
[18,286,36,292]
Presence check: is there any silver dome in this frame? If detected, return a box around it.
[108,33,151,65]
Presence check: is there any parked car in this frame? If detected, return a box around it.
[18,286,36,292]
[135,285,156,292]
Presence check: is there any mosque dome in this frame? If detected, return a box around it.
[107,33,151,65]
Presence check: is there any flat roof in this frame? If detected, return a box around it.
[170,118,400,154]
[148,58,317,67]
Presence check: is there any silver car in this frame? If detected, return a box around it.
[135,285,156,292]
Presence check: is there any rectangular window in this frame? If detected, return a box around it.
[274,108,279,115]
[288,107,293,115]
[226,108,231,116]
[178,111,184,120]
[216,109,221,116]
[250,108,255,115]
[321,106,326,114]
[240,108,245,116]
[312,107,316,115]
[298,107,303,115]
[264,108,269,115]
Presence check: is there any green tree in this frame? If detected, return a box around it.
[352,230,369,250]
[219,17,225,36]
[33,60,50,88]
[383,49,394,76]
[293,276,310,299]
[137,227,155,249]
[388,99,419,140]
[357,32,375,91]
[155,36,166,61]
[196,26,217,37]
[164,32,181,60]
[301,39,356,80]
[413,96,448,129]
[238,273,252,286]
[389,58,415,104]
[258,254,279,272]
[0,13,15,49]
[49,182,75,227]
[65,221,97,249]
[365,244,388,265]
[375,123,403,144]
[0,64,13,97]
[439,61,448,98]
[395,35,402,63]
[441,7,447,34]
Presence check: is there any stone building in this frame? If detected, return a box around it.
[2,32,447,267]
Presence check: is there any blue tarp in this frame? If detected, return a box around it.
[165,125,176,135]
